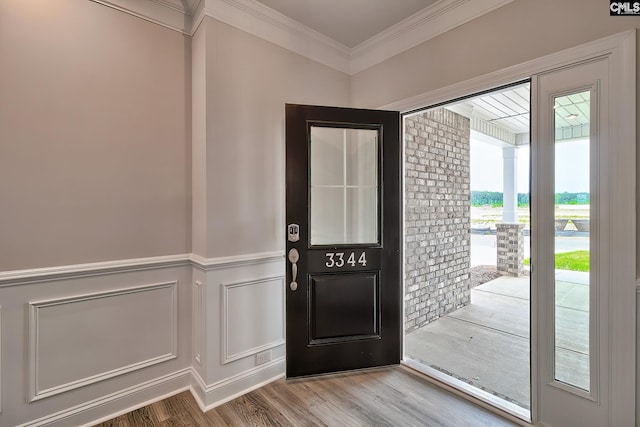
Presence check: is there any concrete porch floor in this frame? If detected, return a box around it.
[404,271,589,410]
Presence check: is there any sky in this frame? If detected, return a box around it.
[470,138,590,193]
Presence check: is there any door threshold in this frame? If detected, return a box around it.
[401,359,531,426]
[285,363,399,382]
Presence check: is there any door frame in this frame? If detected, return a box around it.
[382,30,636,425]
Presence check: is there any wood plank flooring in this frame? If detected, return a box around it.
[95,367,517,426]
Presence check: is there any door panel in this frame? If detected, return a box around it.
[533,58,608,426]
[309,272,379,342]
[285,104,400,378]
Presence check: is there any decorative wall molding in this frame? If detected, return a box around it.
[200,0,351,73]
[0,252,286,288]
[0,306,2,415]
[90,0,513,75]
[194,280,203,365]
[17,369,191,427]
[28,282,178,402]
[90,0,192,34]
[190,251,284,271]
[350,0,514,74]
[221,276,285,364]
[0,254,190,287]
[190,357,285,411]
[189,0,207,35]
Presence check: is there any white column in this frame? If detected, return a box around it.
[502,146,518,223]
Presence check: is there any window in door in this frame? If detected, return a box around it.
[552,90,591,391]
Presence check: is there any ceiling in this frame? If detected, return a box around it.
[464,84,531,135]
[99,0,514,74]
[444,83,590,146]
[254,0,439,47]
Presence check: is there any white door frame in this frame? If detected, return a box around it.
[387,30,636,425]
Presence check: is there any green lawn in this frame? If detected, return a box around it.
[524,250,589,272]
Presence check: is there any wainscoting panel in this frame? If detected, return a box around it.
[0,256,191,427]
[191,251,286,407]
[194,280,203,365]
[0,305,2,414]
[222,276,285,363]
[637,286,640,421]
[28,282,178,401]
[0,251,289,425]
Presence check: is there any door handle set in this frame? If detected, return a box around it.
[287,223,300,291]
[288,248,299,291]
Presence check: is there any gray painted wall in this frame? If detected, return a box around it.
[0,2,350,426]
[350,0,640,111]
[0,0,191,270]
[200,17,350,258]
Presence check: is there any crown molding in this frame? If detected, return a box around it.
[90,0,513,75]
[90,0,193,34]
[183,0,201,14]
[199,0,352,73]
[350,0,514,74]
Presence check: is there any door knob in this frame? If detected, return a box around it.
[288,248,299,291]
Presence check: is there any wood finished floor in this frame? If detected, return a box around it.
[95,367,518,426]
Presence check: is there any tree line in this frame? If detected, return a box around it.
[471,191,589,207]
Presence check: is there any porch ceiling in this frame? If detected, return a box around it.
[452,83,590,145]
[466,85,530,135]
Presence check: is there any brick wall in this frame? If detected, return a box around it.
[404,108,471,333]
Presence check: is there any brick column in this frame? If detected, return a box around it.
[496,223,525,276]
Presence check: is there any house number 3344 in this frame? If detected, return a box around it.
[325,252,367,268]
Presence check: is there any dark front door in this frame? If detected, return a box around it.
[285,104,401,378]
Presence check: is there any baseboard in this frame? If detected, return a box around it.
[190,357,286,411]
[17,369,191,427]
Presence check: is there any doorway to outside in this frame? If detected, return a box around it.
[402,80,593,419]
[403,82,534,418]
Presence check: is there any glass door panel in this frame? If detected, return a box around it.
[533,55,621,427]
[310,126,379,245]
[553,90,591,391]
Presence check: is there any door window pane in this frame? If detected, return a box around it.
[553,90,590,391]
[346,130,378,186]
[310,187,344,244]
[310,127,345,186]
[310,126,379,245]
[346,187,378,243]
